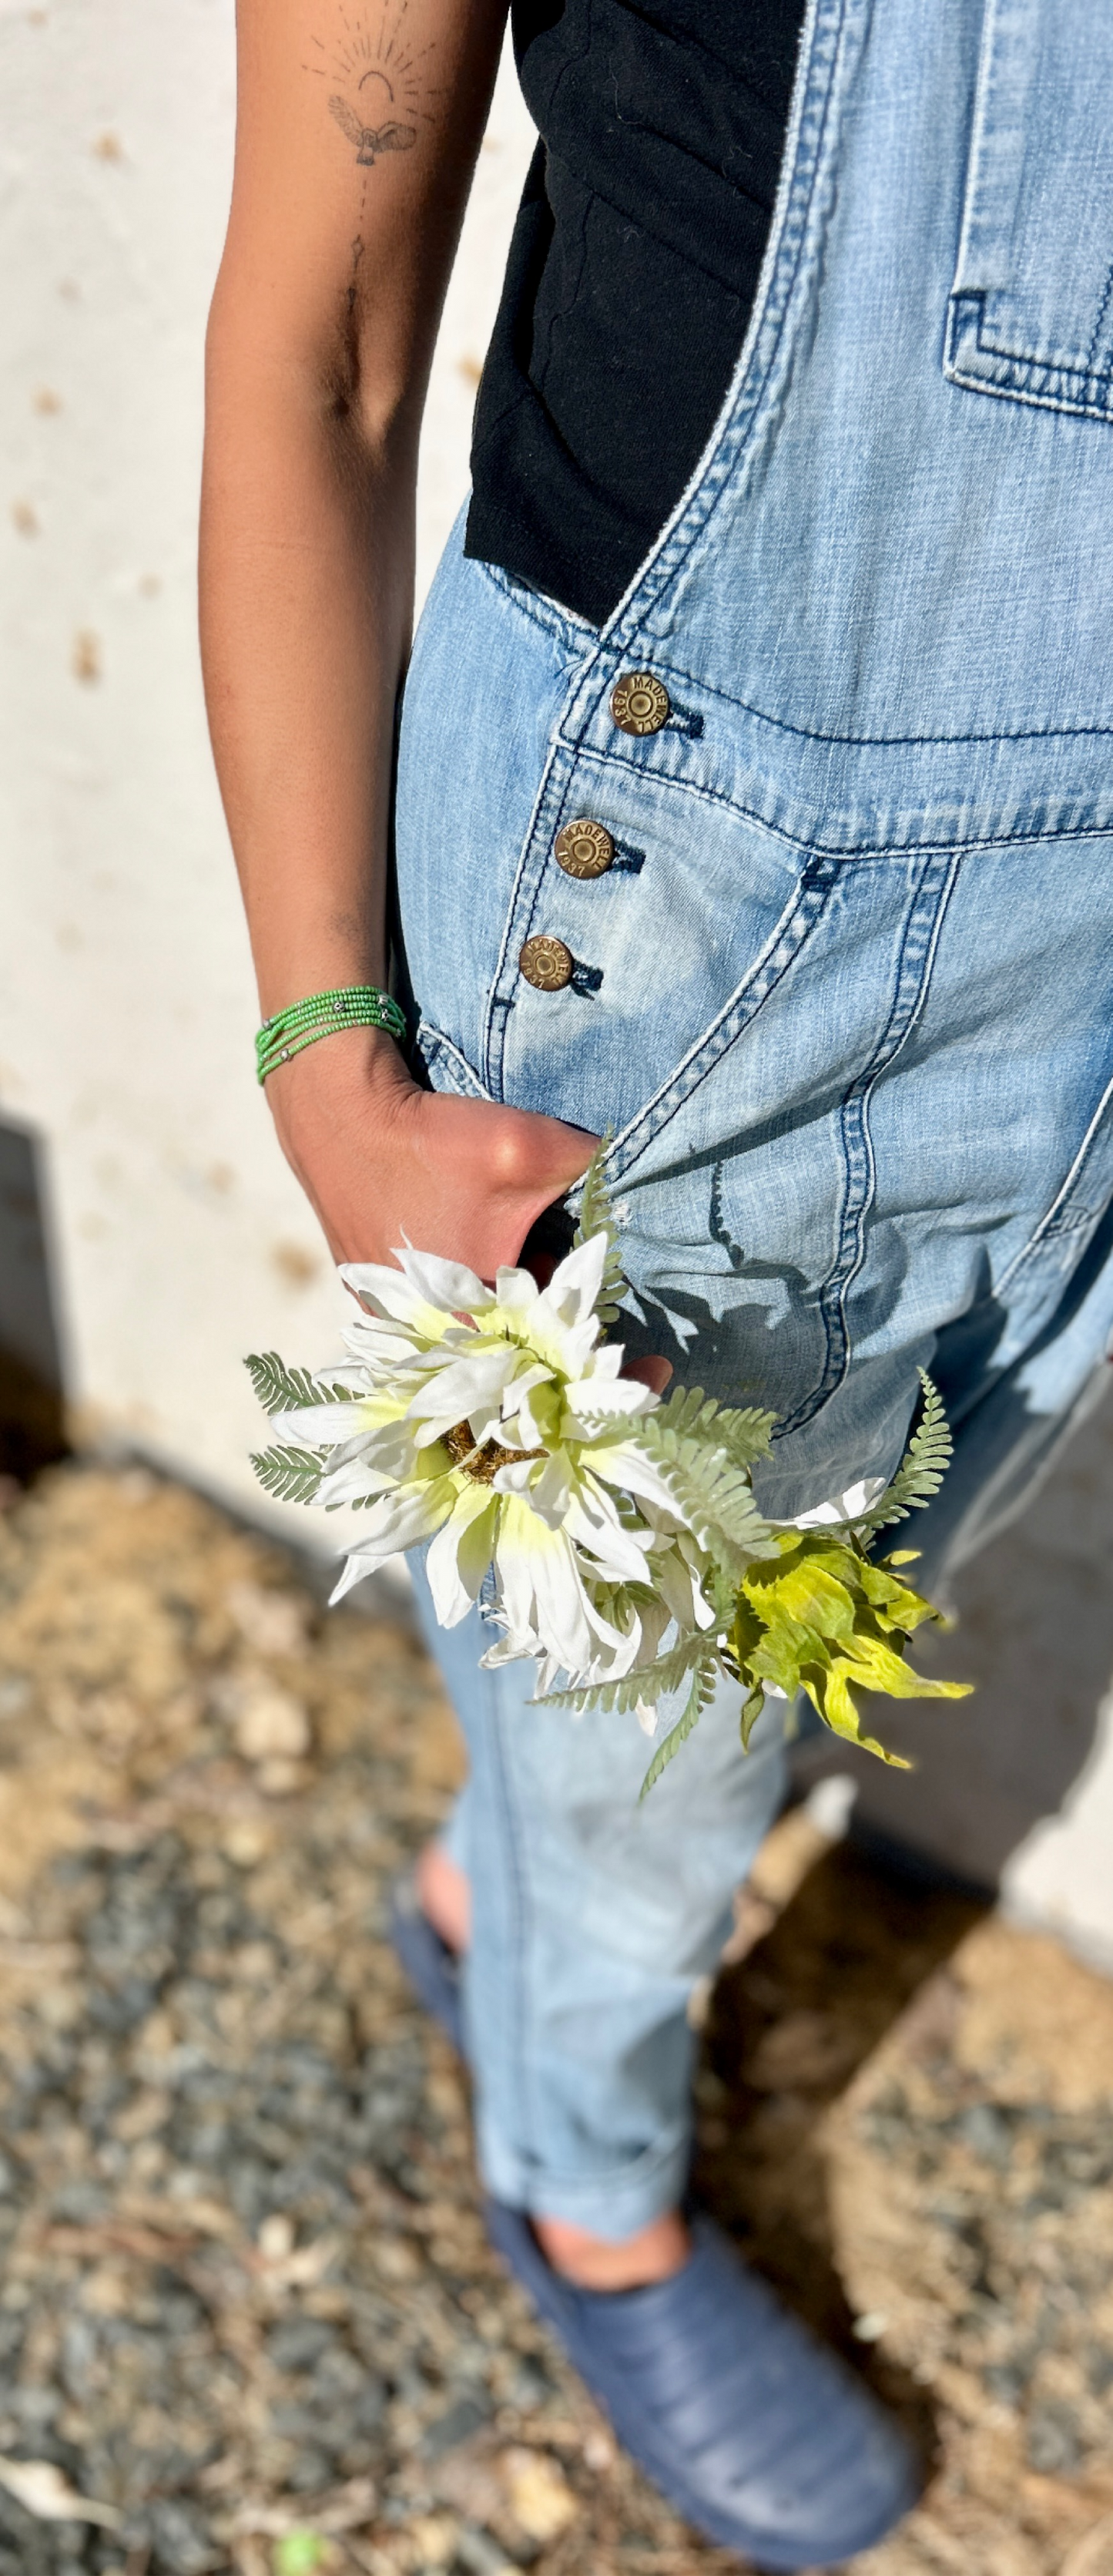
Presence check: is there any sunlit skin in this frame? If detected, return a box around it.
[200,0,680,2289]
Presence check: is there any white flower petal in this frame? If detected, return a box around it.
[271,1401,371,1443]
[426,1487,498,1626]
[479,1629,536,1670]
[507,1386,548,1451]
[792,1475,885,1529]
[562,1379,658,1434]
[541,1230,608,1325]
[340,1317,426,1369]
[564,1483,654,1585]
[328,1480,454,1600]
[586,1439,688,1520]
[397,1244,492,1319]
[339,1260,453,1333]
[583,1342,625,1381]
[316,1459,397,1509]
[406,1346,518,1426]
[501,1359,551,1408]
[497,1450,569,1524]
[494,1264,539,1312]
[530,1531,596,1673]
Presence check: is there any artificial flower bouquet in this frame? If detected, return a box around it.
[247,1157,969,1792]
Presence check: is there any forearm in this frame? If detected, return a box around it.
[199,0,506,1024]
[199,0,596,1275]
[199,307,415,1015]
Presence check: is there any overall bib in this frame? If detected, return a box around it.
[393,0,1113,2231]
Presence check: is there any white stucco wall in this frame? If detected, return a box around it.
[2,0,1111,1958]
[0,0,534,1518]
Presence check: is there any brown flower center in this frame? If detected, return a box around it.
[443,1420,544,1485]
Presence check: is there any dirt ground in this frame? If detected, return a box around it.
[0,1460,1110,2576]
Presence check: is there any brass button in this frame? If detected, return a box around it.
[555,818,615,880]
[519,932,574,991]
[610,670,670,736]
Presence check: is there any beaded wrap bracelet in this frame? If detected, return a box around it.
[255,985,407,1085]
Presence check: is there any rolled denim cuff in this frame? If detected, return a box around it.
[473,2108,694,2244]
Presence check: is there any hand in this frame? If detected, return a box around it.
[266,1027,599,1278]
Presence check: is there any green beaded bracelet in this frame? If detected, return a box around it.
[256,984,407,1084]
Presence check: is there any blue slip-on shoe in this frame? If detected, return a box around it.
[388,1870,465,2055]
[484,2198,920,2571]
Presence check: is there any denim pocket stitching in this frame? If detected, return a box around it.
[584,650,1113,756]
[944,0,1113,431]
[776,848,964,1438]
[945,292,1113,424]
[1087,257,1113,375]
[602,852,842,1187]
[569,733,1113,858]
[996,1064,1113,1295]
[416,1021,493,1103]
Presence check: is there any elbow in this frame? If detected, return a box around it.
[204,261,418,482]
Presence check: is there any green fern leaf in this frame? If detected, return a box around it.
[246,1352,323,1416]
[631,1412,778,1572]
[856,1371,953,1535]
[639,1649,719,1798]
[538,1630,711,1717]
[572,1137,626,1322]
[652,1383,776,1469]
[652,1384,714,1438]
[245,1351,357,1419]
[250,1442,326,1505]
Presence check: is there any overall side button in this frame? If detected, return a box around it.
[555,819,615,879]
[519,934,575,991]
[610,672,671,737]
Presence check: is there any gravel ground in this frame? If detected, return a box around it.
[0,1461,1110,2576]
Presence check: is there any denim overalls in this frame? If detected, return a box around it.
[393,0,1113,2232]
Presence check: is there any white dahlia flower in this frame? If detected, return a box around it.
[247,1157,967,1792]
[264,1231,712,1687]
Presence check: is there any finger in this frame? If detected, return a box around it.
[622,1355,674,1394]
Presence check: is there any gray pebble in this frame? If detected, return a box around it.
[1025,2401,1082,2476]
[421,2391,494,2459]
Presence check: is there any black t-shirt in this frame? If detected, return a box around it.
[464,0,806,628]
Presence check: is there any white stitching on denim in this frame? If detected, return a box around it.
[778,848,963,1437]
[996,1063,1113,1296]
[416,1022,493,1101]
[602,855,840,1186]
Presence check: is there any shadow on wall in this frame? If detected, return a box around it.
[793,1377,1113,1900]
[0,1117,68,1483]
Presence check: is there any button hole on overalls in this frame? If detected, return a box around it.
[611,841,645,874]
[569,960,605,996]
[665,703,704,740]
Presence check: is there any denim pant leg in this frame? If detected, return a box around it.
[410,1560,786,2238]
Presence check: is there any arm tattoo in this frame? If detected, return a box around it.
[303,4,437,171]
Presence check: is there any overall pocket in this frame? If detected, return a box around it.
[992,1060,1113,1355]
[944,0,1113,419]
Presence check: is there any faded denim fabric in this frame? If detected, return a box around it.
[393,0,1113,2231]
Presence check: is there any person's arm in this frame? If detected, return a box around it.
[199,0,595,1275]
